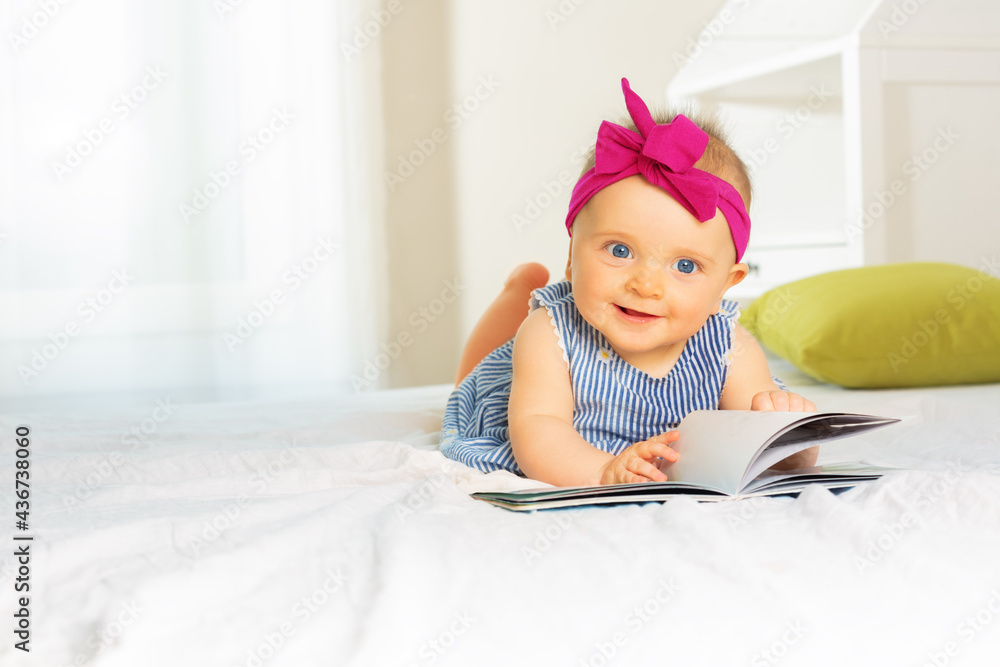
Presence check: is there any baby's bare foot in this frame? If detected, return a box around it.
[504,262,549,292]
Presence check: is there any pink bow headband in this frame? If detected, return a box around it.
[565,78,751,262]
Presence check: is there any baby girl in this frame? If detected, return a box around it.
[441,79,817,487]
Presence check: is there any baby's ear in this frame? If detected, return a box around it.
[710,262,749,313]
[725,262,749,291]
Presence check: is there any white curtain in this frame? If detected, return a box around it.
[0,0,372,402]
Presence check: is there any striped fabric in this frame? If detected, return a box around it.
[440,281,740,475]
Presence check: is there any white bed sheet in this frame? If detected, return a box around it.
[2,364,1000,667]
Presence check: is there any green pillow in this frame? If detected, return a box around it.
[740,262,1000,388]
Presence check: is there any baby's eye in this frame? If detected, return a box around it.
[605,243,633,260]
[672,258,700,274]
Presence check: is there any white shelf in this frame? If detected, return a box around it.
[667,0,1000,296]
[668,38,850,101]
[669,0,1000,101]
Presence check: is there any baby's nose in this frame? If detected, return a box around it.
[626,263,664,298]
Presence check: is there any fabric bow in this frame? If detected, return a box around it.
[565,78,750,262]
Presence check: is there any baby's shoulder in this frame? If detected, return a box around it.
[715,298,741,321]
[529,280,574,311]
[514,305,569,368]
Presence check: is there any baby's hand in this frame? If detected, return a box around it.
[751,390,816,413]
[599,432,679,485]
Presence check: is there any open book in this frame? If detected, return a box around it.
[471,410,902,511]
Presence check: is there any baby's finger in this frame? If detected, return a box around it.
[629,458,668,482]
[770,391,790,411]
[751,392,774,411]
[615,468,647,485]
[636,439,679,462]
[790,394,817,412]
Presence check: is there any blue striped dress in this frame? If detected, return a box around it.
[440,281,740,475]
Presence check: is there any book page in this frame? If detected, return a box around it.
[741,416,900,485]
[660,410,820,495]
[741,462,899,494]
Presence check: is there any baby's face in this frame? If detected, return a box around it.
[566,175,747,372]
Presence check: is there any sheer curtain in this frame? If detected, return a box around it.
[0,0,373,403]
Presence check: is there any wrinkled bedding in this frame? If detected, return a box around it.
[2,361,1000,666]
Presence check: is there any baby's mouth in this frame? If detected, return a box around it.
[615,304,659,319]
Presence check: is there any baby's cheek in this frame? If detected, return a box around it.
[582,303,610,330]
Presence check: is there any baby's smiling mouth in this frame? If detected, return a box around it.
[615,304,659,319]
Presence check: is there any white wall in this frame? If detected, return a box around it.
[881,79,1000,270]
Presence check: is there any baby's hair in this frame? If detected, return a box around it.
[580,107,753,209]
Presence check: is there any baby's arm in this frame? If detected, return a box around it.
[508,308,677,486]
[719,324,819,469]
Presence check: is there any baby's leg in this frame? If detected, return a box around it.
[455,263,549,384]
